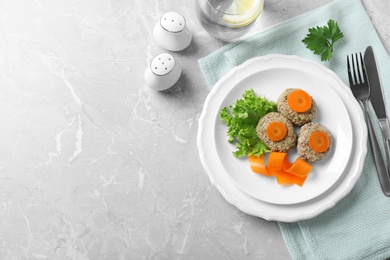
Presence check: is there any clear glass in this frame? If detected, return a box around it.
[195,0,264,42]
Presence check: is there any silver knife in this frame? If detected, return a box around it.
[364,46,390,175]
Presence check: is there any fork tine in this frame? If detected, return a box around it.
[351,54,359,85]
[351,53,359,84]
[347,55,354,85]
[360,52,368,83]
[355,53,363,84]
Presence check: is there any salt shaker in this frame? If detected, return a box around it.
[153,12,192,51]
[144,53,182,91]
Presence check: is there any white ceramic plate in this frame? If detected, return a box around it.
[197,55,367,222]
[213,58,353,204]
[200,55,353,205]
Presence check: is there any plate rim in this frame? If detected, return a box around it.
[197,54,367,222]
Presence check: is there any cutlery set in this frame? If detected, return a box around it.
[347,46,390,196]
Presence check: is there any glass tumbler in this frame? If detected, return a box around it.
[195,0,264,42]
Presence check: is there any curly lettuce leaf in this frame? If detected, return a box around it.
[220,89,277,158]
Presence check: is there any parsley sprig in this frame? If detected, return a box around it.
[302,19,344,62]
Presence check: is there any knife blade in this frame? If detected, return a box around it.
[364,46,390,175]
[365,46,387,119]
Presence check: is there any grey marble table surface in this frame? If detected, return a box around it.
[0,0,389,259]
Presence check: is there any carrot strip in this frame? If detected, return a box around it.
[266,152,286,171]
[275,171,308,187]
[275,171,295,186]
[283,157,313,177]
[309,131,330,153]
[266,121,287,141]
[282,156,293,172]
[248,155,272,176]
[287,89,312,112]
[292,174,308,187]
[247,152,312,187]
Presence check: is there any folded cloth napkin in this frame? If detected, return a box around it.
[198,0,390,259]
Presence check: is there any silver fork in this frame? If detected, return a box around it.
[347,52,390,196]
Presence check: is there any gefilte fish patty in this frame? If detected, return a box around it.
[297,122,332,162]
[277,88,317,126]
[256,112,297,153]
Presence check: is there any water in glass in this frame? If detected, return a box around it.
[195,0,264,41]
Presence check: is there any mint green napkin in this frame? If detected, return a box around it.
[198,0,390,259]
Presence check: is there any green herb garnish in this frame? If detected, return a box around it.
[220,89,276,158]
[302,19,344,62]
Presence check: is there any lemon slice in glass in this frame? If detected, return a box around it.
[222,0,263,28]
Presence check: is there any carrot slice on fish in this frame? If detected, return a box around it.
[287,89,312,112]
[266,122,287,141]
